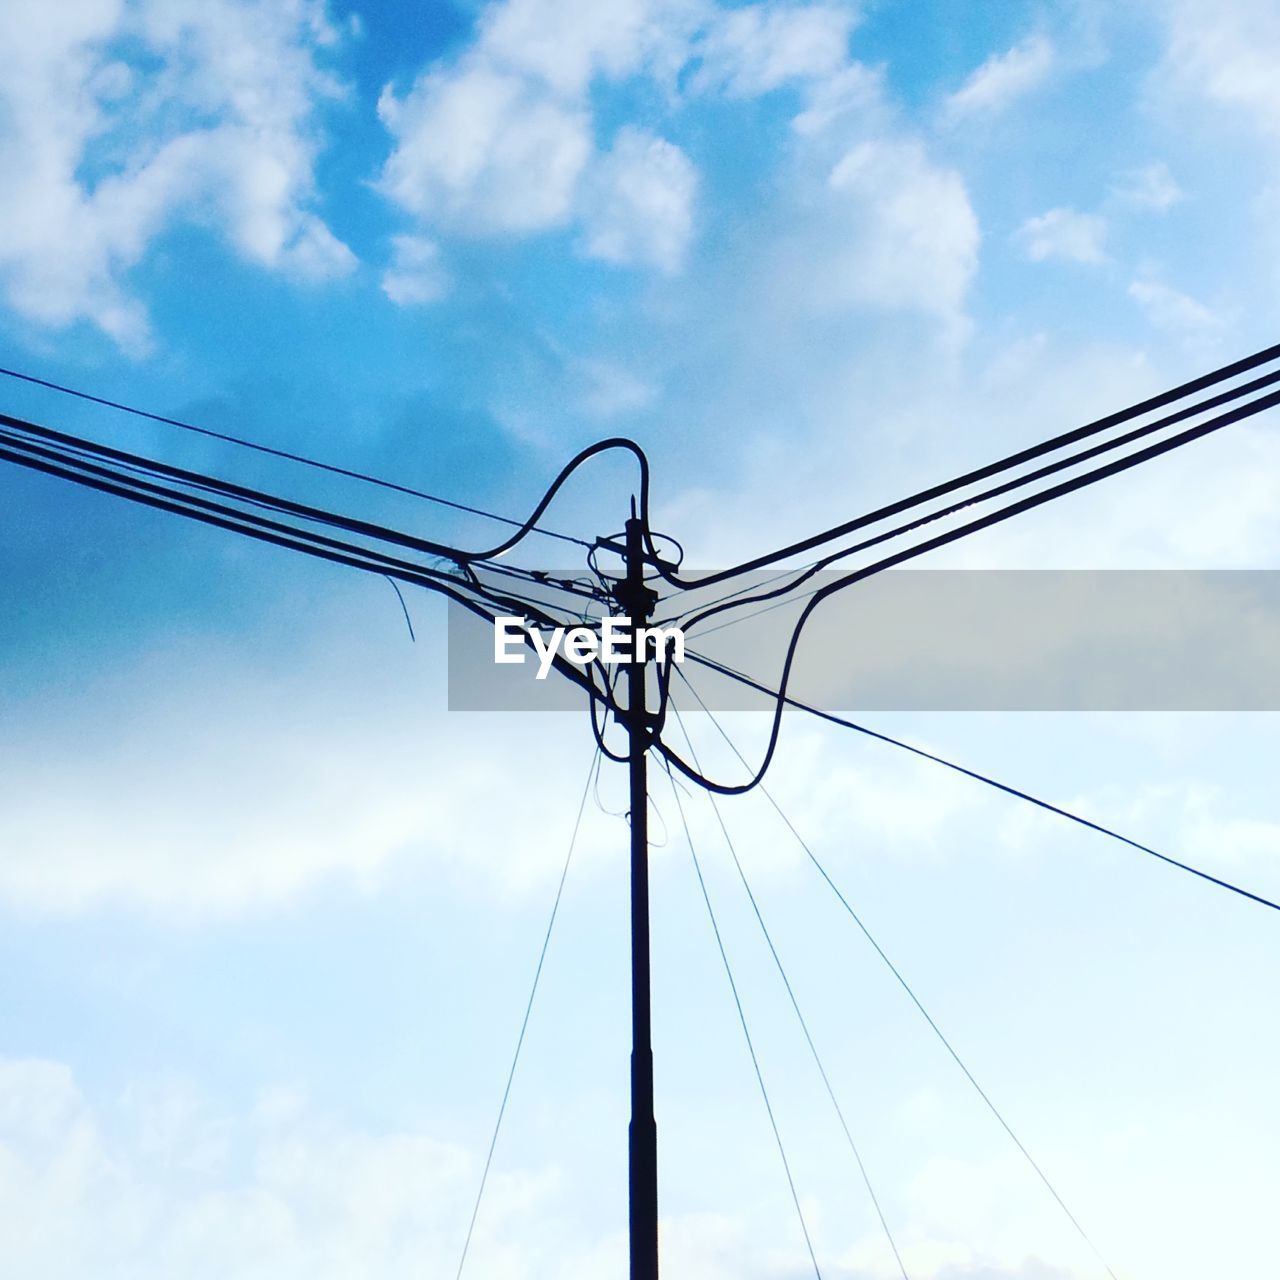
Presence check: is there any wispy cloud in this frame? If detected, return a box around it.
[1016,207,1108,264]
[380,234,449,306]
[823,138,979,329]
[942,34,1055,125]
[689,2,855,98]
[1128,277,1223,335]
[1110,161,1184,211]
[579,126,697,272]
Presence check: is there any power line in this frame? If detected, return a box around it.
[0,362,590,549]
[658,341,1280,591]
[1,413,602,604]
[0,420,629,714]
[0,427,553,623]
[668,700,910,1280]
[656,382,1280,794]
[455,749,598,1280]
[663,756,825,1280]
[680,651,1280,916]
[673,670,1120,1280]
[659,357,1280,632]
[0,410,586,574]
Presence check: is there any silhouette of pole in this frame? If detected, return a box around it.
[622,511,659,1279]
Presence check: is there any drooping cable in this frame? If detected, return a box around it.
[669,699,909,1280]
[383,575,416,641]
[455,748,599,1279]
[674,669,1121,1280]
[662,756,824,1280]
[681,651,1280,916]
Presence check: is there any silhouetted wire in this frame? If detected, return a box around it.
[0,409,626,681]
[0,362,591,548]
[662,756,824,1280]
[1,417,608,608]
[0,428,626,714]
[681,652,1280,916]
[669,699,909,1280]
[0,426,559,630]
[0,430,470,589]
[593,750,628,816]
[655,382,1280,794]
[13,345,1280,605]
[673,669,1120,1280]
[588,663,631,764]
[659,341,1280,592]
[383,575,416,641]
[645,787,670,848]
[0,411,578,573]
[666,360,1280,635]
[455,748,598,1280]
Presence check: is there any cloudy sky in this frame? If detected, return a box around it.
[2,1,1280,1276]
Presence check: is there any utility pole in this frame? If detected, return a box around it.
[8,349,1280,1280]
[619,510,659,1280]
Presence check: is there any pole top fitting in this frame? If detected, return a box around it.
[612,577,658,619]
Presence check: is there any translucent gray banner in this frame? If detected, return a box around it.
[447,570,1280,711]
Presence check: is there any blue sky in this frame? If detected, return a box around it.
[3,1,1280,1276]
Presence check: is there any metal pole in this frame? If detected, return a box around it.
[623,513,659,1280]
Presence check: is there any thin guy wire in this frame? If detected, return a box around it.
[454,749,598,1280]
[675,668,1120,1280]
[669,698,910,1280]
[663,757,824,1280]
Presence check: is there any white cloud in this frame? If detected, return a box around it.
[571,356,658,417]
[375,2,865,272]
[824,138,980,326]
[1110,161,1184,211]
[1160,0,1280,135]
[791,61,887,136]
[0,646,612,915]
[942,34,1054,124]
[1182,794,1280,869]
[477,0,700,97]
[0,0,354,351]
[579,126,696,272]
[1073,781,1280,881]
[1155,0,1280,278]
[1016,208,1108,264]
[0,1056,559,1279]
[691,3,856,98]
[1127,277,1223,335]
[380,234,449,306]
[377,62,592,234]
[0,1053,1111,1280]
[766,723,989,855]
